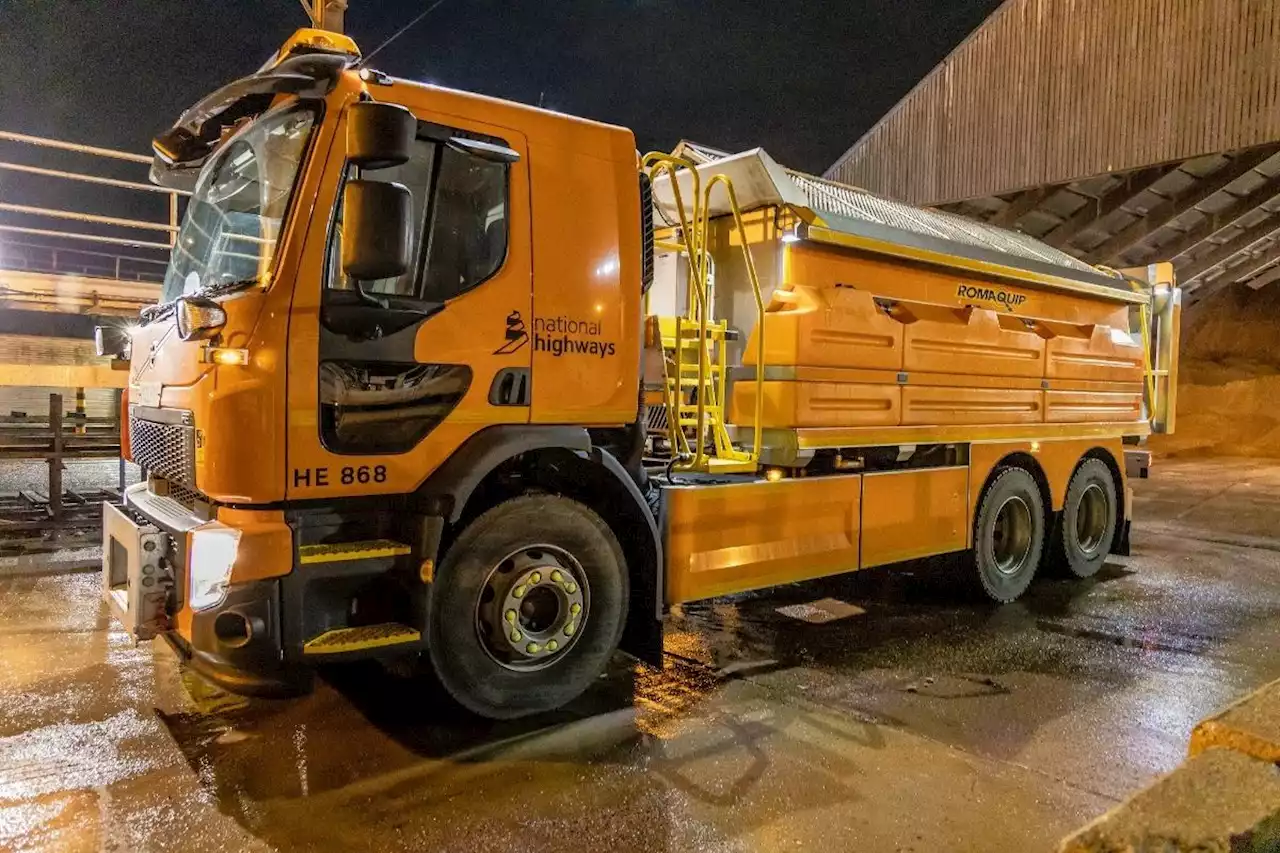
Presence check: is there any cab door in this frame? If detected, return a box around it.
[286,101,532,500]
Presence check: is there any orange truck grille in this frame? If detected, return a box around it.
[129,415,196,488]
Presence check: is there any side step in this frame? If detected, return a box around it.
[298,539,410,564]
[303,623,421,655]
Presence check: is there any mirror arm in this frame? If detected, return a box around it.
[352,280,389,309]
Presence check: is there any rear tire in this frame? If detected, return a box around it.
[427,494,628,719]
[972,466,1045,603]
[1052,458,1118,578]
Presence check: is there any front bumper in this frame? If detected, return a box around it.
[102,484,309,698]
[175,578,311,697]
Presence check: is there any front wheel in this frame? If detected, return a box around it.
[427,495,629,719]
[972,466,1046,603]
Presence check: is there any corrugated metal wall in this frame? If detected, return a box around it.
[826,0,1280,205]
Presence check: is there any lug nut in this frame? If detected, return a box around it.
[564,622,576,637]
[530,572,541,583]
[547,640,559,652]
[505,609,517,623]
[570,603,581,615]
[526,642,541,654]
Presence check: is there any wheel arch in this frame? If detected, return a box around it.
[417,427,664,666]
[979,451,1052,519]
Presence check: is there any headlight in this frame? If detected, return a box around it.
[189,524,240,611]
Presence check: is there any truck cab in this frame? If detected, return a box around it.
[104,30,656,712]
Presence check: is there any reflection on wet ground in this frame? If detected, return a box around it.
[2,458,1279,851]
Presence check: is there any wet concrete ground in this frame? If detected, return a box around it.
[2,457,1279,852]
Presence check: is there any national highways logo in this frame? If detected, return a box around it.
[957,283,1027,312]
[494,311,617,358]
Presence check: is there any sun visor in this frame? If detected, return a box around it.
[150,52,348,189]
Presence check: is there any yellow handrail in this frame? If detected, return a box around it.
[643,152,710,467]
[642,153,766,473]
[697,174,766,466]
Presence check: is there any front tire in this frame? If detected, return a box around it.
[972,466,1045,603]
[1052,458,1118,578]
[427,495,629,719]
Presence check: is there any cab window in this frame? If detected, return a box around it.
[328,128,509,302]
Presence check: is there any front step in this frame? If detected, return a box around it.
[298,539,410,565]
[303,623,421,655]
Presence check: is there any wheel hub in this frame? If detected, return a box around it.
[476,546,588,671]
[992,495,1033,576]
[1076,483,1109,555]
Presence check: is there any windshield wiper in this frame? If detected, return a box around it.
[140,278,260,326]
[201,277,261,298]
[140,302,176,324]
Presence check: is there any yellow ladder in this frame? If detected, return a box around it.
[643,153,766,475]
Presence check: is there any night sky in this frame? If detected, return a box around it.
[0,0,1002,175]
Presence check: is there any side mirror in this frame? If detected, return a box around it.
[94,325,132,360]
[176,296,227,341]
[341,179,412,281]
[347,102,415,169]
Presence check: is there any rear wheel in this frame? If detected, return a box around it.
[1052,458,1118,578]
[427,494,628,719]
[972,466,1045,603]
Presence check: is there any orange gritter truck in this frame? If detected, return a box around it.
[97,30,1180,718]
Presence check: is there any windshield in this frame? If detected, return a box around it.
[160,106,317,303]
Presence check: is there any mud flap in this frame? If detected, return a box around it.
[596,451,664,669]
[1112,518,1132,557]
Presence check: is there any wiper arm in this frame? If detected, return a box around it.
[140,302,176,324]
[139,278,260,326]
[201,277,261,298]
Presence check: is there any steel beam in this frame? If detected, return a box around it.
[1041,165,1177,248]
[1147,174,1280,263]
[988,187,1051,229]
[1178,218,1280,283]
[1223,242,1280,285]
[1086,146,1280,264]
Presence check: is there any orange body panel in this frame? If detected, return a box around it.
[860,467,968,568]
[1045,323,1145,383]
[901,385,1043,425]
[745,285,903,370]
[728,240,1146,435]
[734,378,899,429]
[662,437,1126,606]
[784,242,1128,326]
[902,304,1044,378]
[528,137,643,425]
[1044,388,1143,423]
[217,507,294,584]
[664,475,862,604]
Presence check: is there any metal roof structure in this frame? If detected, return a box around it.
[824,0,1280,306]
